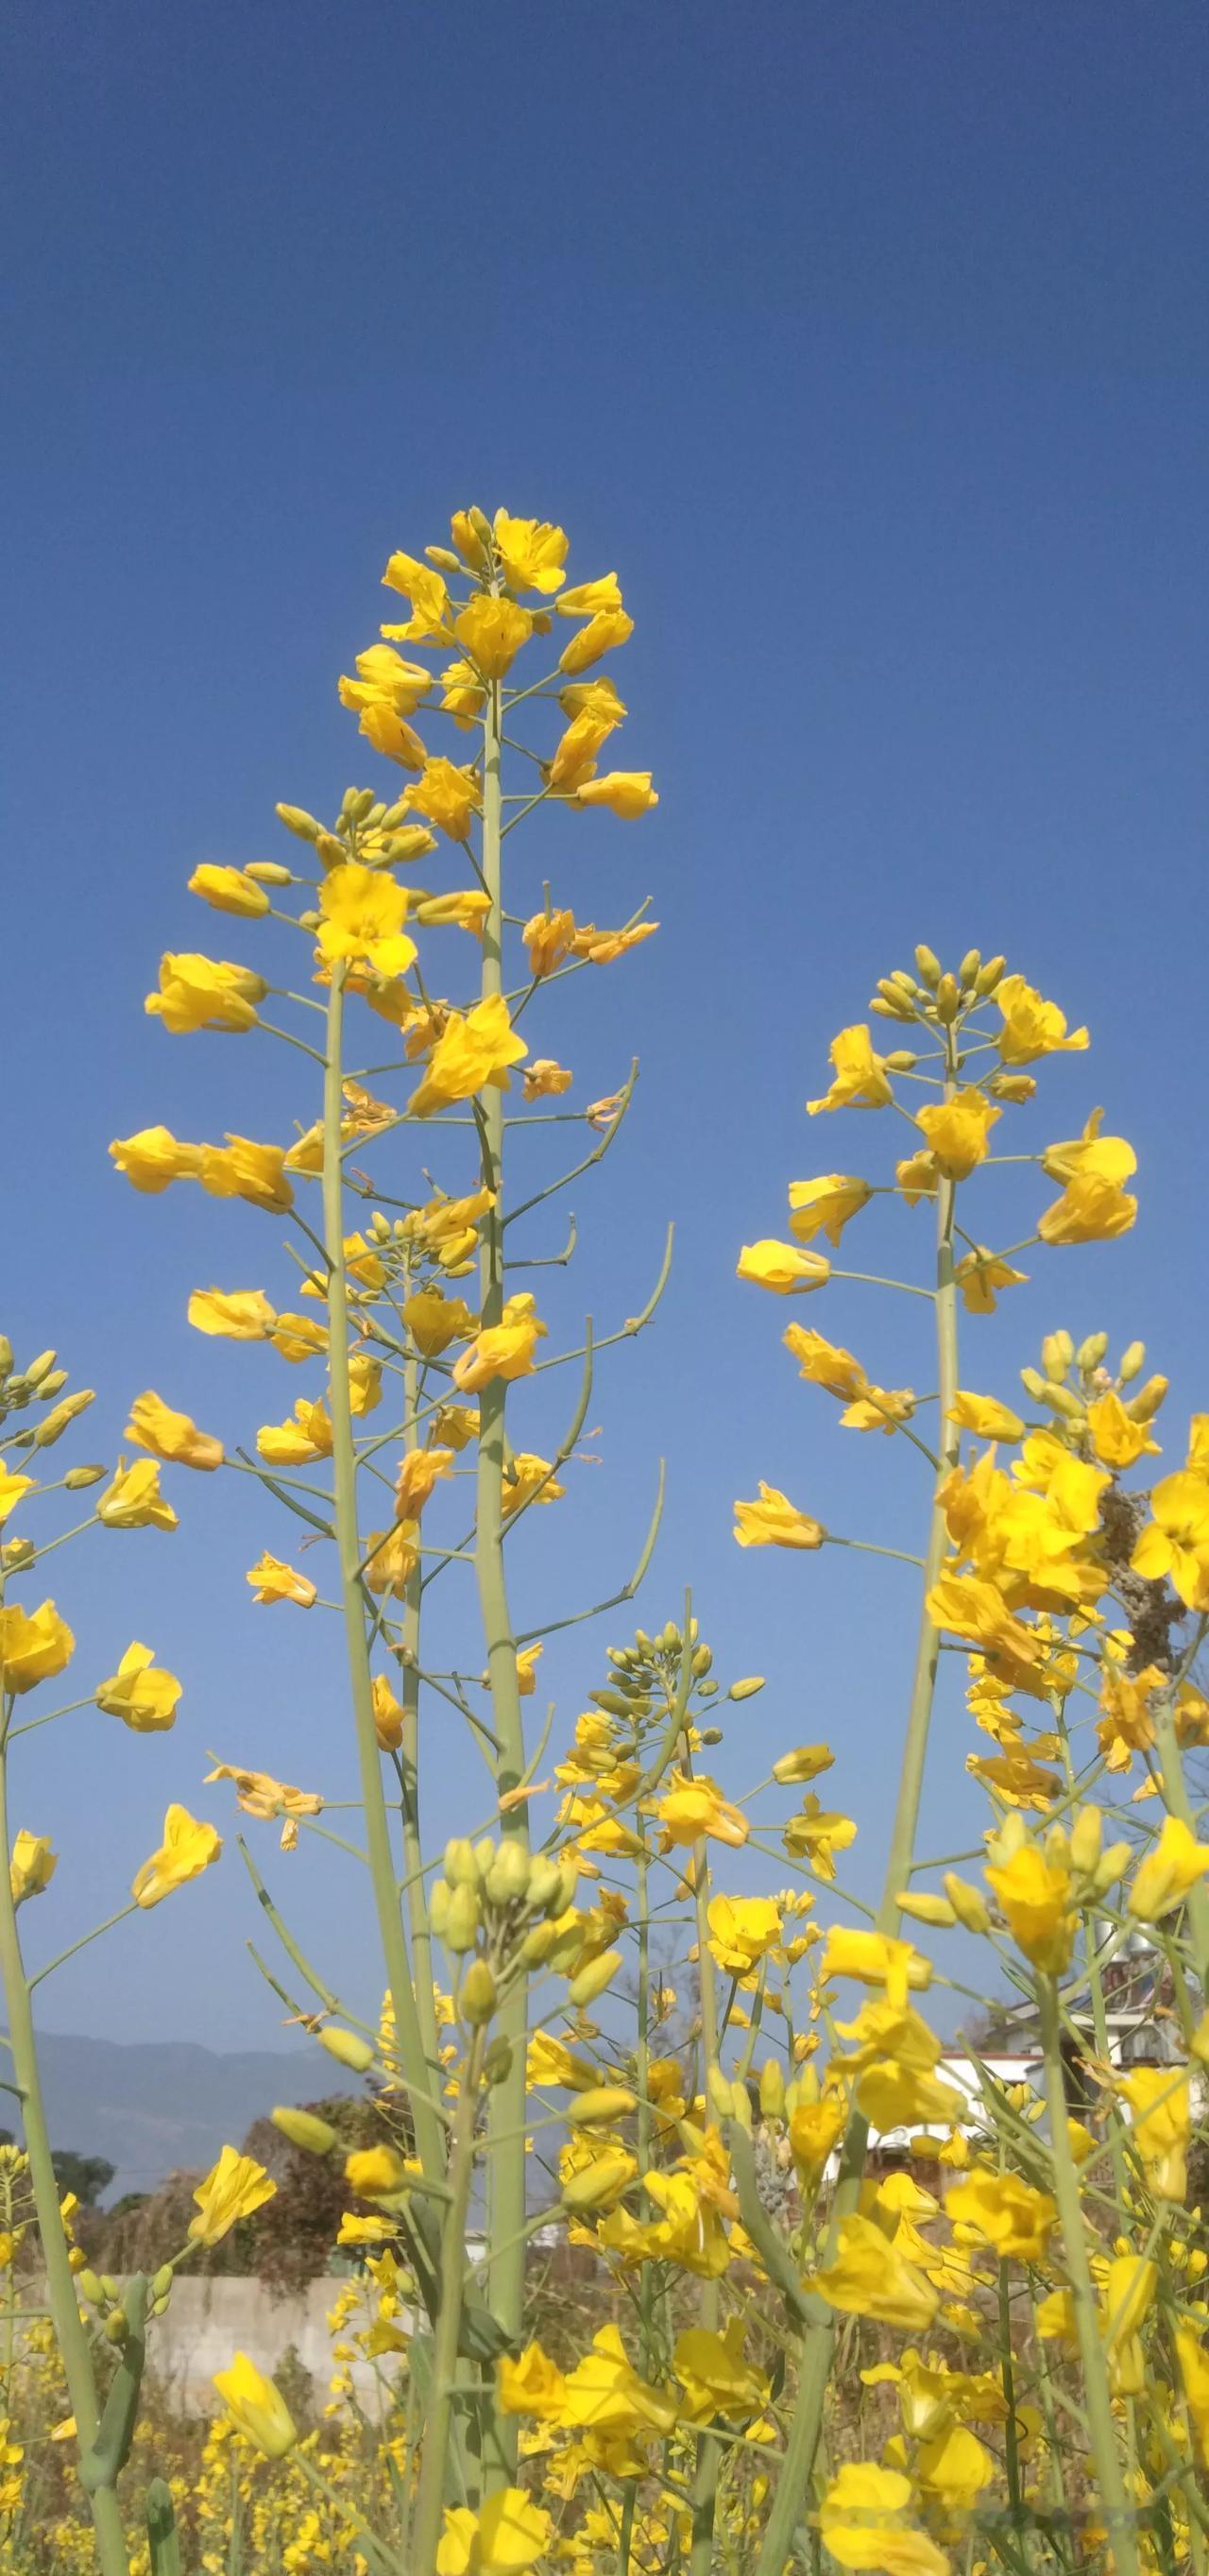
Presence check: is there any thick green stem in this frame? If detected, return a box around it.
[323,969,445,2182]
[755,1121,960,2576]
[0,1750,129,2576]
[475,675,530,2475]
[411,2031,486,2576]
[399,1322,440,2084]
[1038,1980,1138,2576]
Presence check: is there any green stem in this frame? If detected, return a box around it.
[0,1753,129,2575]
[411,2030,486,2576]
[398,1314,440,2088]
[754,1082,961,2576]
[323,966,445,2185]
[1038,1979,1138,2576]
[474,672,530,2482]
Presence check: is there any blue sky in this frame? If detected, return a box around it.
[2,2,1207,2063]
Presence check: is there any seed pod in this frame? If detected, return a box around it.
[460,1960,497,2026]
[319,2025,375,2074]
[271,2107,338,2155]
[568,1948,622,2008]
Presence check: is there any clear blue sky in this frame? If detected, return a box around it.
[3,2,1207,2057]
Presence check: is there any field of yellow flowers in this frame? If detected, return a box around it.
[1,505,1207,2575]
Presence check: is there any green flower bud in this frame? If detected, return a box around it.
[271,2107,338,2155]
[913,944,942,988]
[728,1676,765,1701]
[1019,1367,1047,1401]
[444,1883,481,1953]
[426,546,462,572]
[350,788,376,823]
[1125,1374,1168,1423]
[959,948,981,987]
[275,804,323,843]
[758,2059,786,2121]
[319,2025,375,2074]
[483,2036,514,2086]
[1118,1340,1146,1384]
[34,1390,95,1447]
[568,1948,622,2008]
[315,833,347,870]
[0,1339,11,1382]
[1077,1331,1109,1373]
[691,1644,713,1677]
[64,1464,106,1489]
[25,1351,58,1387]
[76,2269,103,2307]
[151,2264,175,2299]
[460,1960,497,2027]
[975,954,1007,994]
[699,1726,724,1746]
[429,1879,451,1939]
[1041,1332,1071,1381]
[572,2086,637,2125]
[883,1049,918,1071]
[100,2276,120,2304]
[246,860,294,885]
[103,2310,129,2346]
[485,1842,531,1907]
[444,1837,479,1887]
[943,1872,990,1934]
[660,1621,681,1651]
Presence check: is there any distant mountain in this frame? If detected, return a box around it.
[8,2033,321,2204]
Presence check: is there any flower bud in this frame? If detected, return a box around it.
[271,2107,338,2155]
[297,908,321,931]
[524,1857,560,1915]
[572,2086,637,2125]
[943,1872,991,1933]
[485,1842,532,1907]
[1124,1374,1167,1423]
[444,1884,481,1953]
[870,998,899,1017]
[660,1621,681,1651]
[1041,1332,1071,1381]
[758,2059,785,2121]
[246,860,294,884]
[914,945,942,988]
[975,954,1006,994]
[987,1070,1036,1102]
[315,833,347,871]
[561,2152,633,2210]
[460,1960,497,2026]
[1,1539,35,1572]
[64,1464,106,1489]
[1077,1332,1109,1373]
[76,2269,103,2307]
[1069,1807,1102,1877]
[484,2036,514,2085]
[708,2065,738,2121]
[934,974,961,1024]
[0,1339,11,1382]
[319,2025,375,2074]
[425,545,461,571]
[896,1890,957,1927]
[699,1726,724,1746]
[1041,1381,1085,1424]
[519,1919,560,1968]
[1019,1367,1047,1401]
[429,1879,451,1939]
[549,1862,579,1918]
[35,1391,95,1447]
[875,980,916,1019]
[25,1351,57,1387]
[152,2264,175,2300]
[691,1643,713,1677]
[883,1050,919,1071]
[774,1745,833,1784]
[568,1948,622,2008]
[959,949,981,987]
[1118,1340,1146,1384]
[103,2310,129,2346]
[444,1837,479,1887]
[275,804,323,843]
[1093,1842,1132,1896]
[728,1677,765,1701]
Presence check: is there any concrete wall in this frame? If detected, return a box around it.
[138,2274,406,2415]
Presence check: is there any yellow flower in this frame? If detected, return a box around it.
[1099,2255,1157,2395]
[406,756,482,842]
[547,712,615,792]
[896,1151,939,1205]
[1128,1815,1209,1922]
[454,593,534,678]
[820,1929,929,2009]
[736,1240,830,1294]
[783,1326,868,1400]
[787,1174,871,1246]
[213,2352,297,2458]
[246,1553,317,1608]
[559,674,627,724]
[1037,1171,1137,1245]
[808,1025,893,1115]
[110,1125,203,1193]
[339,640,433,714]
[945,2167,1056,2262]
[316,864,417,977]
[570,919,658,964]
[789,2096,847,2179]
[819,2461,948,2576]
[371,1675,403,1749]
[9,1832,57,1906]
[1040,1106,1135,1188]
[1131,1471,1209,1610]
[131,1804,222,1908]
[0,1602,75,1695]
[0,1471,33,1527]
[953,1247,1028,1313]
[199,1134,294,1212]
[840,1385,916,1436]
[493,510,569,595]
[402,1288,477,1356]
[409,995,527,1117]
[355,701,428,768]
[984,1842,1076,1973]
[706,1894,782,1975]
[810,2214,939,2332]
[187,1288,276,1340]
[556,572,623,618]
[96,1458,179,1531]
[574,771,658,817]
[269,1310,328,1361]
[656,1771,749,1850]
[557,608,635,674]
[348,1353,383,1416]
[256,1398,332,1465]
[190,2146,276,2245]
[502,1453,565,1515]
[438,658,486,725]
[673,2319,769,2421]
[915,1090,999,1180]
[1086,1389,1157,1468]
[397,1446,455,1518]
[145,954,266,1035]
[452,1297,547,1392]
[363,1521,420,1597]
[415,889,492,933]
[187,863,271,917]
[733,1483,825,1550]
[516,1644,543,1697]
[125,1390,222,1472]
[1176,2326,1209,2467]
[523,1059,573,1100]
[1116,2066,1190,2200]
[497,2342,568,2420]
[996,973,1088,1064]
[557,2323,678,2434]
[783,1796,858,1879]
[522,906,577,973]
[915,2425,995,2517]
[345,2145,410,2199]
[947,1391,1025,1442]
[436,2486,552,2576]
[380,550,454,641]
[95,1643,181,1732]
